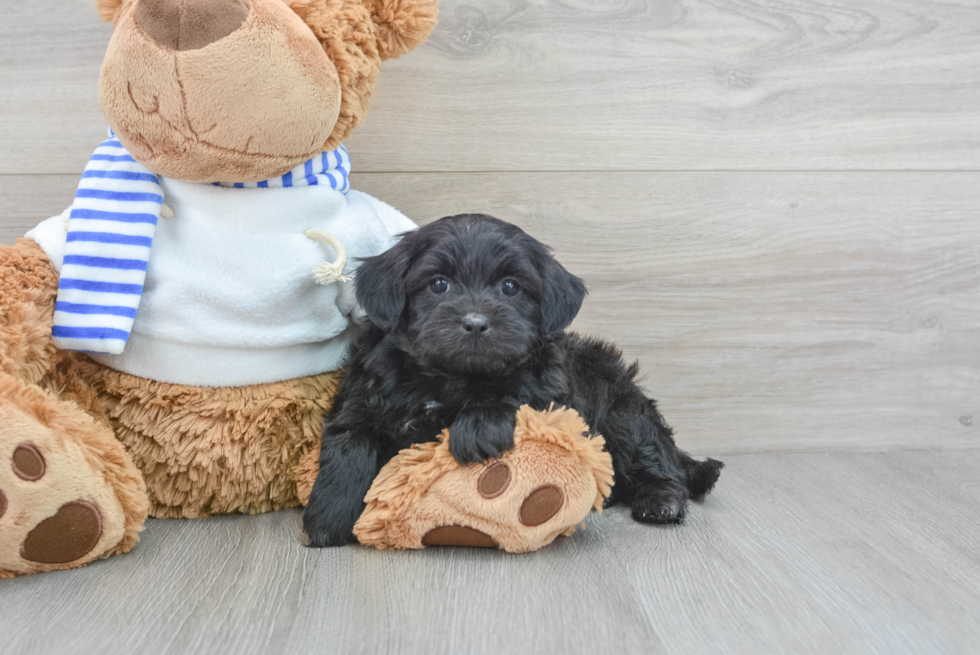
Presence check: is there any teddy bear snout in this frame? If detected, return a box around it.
[136,0,251,52]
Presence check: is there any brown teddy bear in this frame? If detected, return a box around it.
[0,0,613,577]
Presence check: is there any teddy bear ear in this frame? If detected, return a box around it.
[363,0,439,60]
[95,0,130,24]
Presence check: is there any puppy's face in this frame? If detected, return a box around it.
[355,215,587,376]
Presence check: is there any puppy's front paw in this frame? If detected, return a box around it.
[302,497,360,548]
[449,434,510,465]
[303,521,356,548]
[449,406,517,465]
[304,524,356,548]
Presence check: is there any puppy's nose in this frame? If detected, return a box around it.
[462,313,490,335]
[136,0,250,51]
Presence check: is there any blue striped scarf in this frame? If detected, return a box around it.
[52,132,352,354]
[211,144,350,192]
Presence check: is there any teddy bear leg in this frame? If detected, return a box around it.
[0,371,149,578]
[0,237,149,576]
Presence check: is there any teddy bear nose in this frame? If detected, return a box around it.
[136,0,251,51]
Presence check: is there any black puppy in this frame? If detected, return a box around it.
[304,214,722,547]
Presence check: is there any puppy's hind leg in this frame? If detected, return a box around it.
[628,432,724,523]
[630,417,691,523]
[605,411,693,525]
[631,477,690,524]
[565,335,723,524]
[631,451,724,523]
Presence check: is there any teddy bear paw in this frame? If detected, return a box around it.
[0,377,147,577]
[353,406,615,554]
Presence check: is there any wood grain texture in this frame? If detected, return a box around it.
[3,172,976,453]
[1,450,978,655]
[350,172,980,453]
[2,0,980,174]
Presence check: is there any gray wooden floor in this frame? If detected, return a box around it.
[0,450,978,655]
[2,0,980,652]
[2,0,978,453]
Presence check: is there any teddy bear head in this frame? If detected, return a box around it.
[94,0,437,182]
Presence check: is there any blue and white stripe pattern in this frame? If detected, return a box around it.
[211,144,351,193]
[52,133,163,354]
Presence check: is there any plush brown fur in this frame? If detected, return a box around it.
[0,240,60,385]
[349,406,615,553]
[64,362,343,518]
[357,0,438,60]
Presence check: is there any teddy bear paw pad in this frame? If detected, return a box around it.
[12,443,46,481]
[519,485,564,526]
[421,525,498,548]
[477,461,511,498]
[21,500,103,564]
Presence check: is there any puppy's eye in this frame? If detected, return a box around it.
[430,278,450,294]
[500,279,520,297]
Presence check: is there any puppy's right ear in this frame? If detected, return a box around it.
[354,233,417,330]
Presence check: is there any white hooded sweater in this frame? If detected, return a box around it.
[27,178,415,387]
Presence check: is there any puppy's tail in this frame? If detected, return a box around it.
[679,453,724,501]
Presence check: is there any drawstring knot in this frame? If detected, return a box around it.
[304,229,354,285]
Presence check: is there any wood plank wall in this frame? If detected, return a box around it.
[2,0,978,453]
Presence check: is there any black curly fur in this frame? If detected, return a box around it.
[303,214,723,547]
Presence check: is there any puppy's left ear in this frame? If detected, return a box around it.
[364,0,439,61]
[355,232,418,330]
[539,251,587,335]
